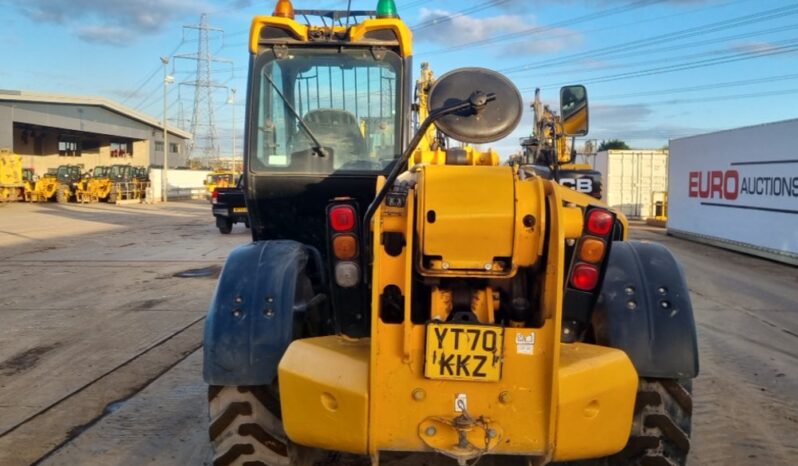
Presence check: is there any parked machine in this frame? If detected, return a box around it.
[107,164,147,203]
[204,169,237,200]
[26,164,81,202]
[0,149,24,202]
[75,166,112,203]
[203,2,698,465]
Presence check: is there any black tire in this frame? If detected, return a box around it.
[562,378,692,466]
[56,186,69,203]
[218,218,233,235]
[208,264,343,466]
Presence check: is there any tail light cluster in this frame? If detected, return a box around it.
[211,189,219,205]
[328,203,361,288]
[563,207,616,332]
[569,208,614,291]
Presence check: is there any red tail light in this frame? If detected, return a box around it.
[329,205,356,231]
[586,209,613,236]
[211,189,219,204]
[571,263,599,291]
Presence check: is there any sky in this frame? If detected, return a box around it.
[0,0,797,158]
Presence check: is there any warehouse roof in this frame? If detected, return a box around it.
[0,89,192,140]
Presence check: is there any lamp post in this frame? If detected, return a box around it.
[160,56,174,202]
[228,88,237,164]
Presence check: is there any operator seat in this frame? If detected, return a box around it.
[298,109,367,169]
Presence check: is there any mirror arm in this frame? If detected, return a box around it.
[362,92,495,262]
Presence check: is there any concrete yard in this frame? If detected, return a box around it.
[0,202,796,465]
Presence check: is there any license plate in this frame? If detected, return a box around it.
[233,207,248,213]
[424,323,504,382]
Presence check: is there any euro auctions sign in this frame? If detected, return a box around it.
[669,119,798,263]
[687,169,798,204]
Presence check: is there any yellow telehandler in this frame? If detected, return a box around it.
[203,2,698,465]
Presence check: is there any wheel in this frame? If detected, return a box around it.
[56,186,70,203]
[563,378,692,466]
[217,218,233,234]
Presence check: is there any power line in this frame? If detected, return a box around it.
[120,40,185,105]
[523,39,798,91]
[410,0,510,32]
[501,3,798,74]
[593,73,798,100]
[425,0,664,55]
[623,87,798,107]
[510,24,798,85]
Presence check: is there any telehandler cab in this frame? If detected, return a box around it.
[204,2,698,465]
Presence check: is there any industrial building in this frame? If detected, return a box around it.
[0,90,191,176]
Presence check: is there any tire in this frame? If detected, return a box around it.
[209,385,338,466]
[563,378,692,466]
[56,186,69,203]
[218,218,233,235]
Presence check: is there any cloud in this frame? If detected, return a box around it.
[588,103,708,142]
[15,0,209,45]
[731,41,782,55]
[415,8,582,56]
[77,26,134,47]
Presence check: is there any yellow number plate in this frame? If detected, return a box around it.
[424,323,503,382]
[233,207,248,213]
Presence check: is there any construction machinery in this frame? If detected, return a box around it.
[107,164,147,203]
[204,169,237,199]
[26,164,82,202]
[75,166,113,203]
[517,88,603,199]
[0,149,25,202]
[203,2,698,465]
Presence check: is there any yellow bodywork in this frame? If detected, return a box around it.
[249,16,412,57]
[26,174,58,202]
[0,150,24,202]
[260,8,638,464]
[279,149,638,462]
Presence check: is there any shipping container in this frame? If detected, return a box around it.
[593,150,669,218]
[668,118,798,266]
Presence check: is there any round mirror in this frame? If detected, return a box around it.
[428,67,523,144]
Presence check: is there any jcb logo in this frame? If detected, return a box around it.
[560,178,593,193]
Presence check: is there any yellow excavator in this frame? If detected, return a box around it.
[517,88,603,199]
[202,2,698,465]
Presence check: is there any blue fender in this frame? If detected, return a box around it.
[593,241,699,379]
[203,240,308,386]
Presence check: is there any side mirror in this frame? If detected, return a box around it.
[560,85,589,136]
[428,67,523,144]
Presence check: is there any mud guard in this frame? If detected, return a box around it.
[203,240,308,386]
[593,241,699,379]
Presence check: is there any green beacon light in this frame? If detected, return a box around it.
[376,0,398,18]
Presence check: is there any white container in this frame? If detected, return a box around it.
[668,118,798,265]
[593,150,669,218]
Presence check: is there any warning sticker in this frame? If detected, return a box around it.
[515,332,535,355]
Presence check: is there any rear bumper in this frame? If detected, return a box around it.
[278,336,637,461]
